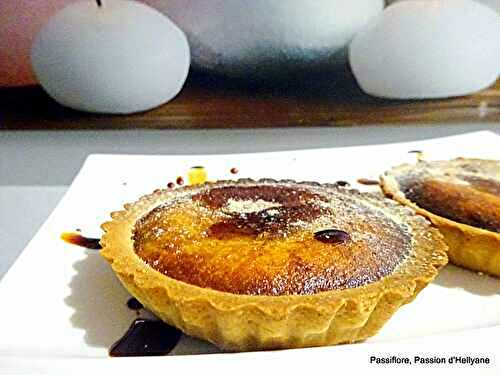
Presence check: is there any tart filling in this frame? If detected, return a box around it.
[133,184,412,296]
[101,179,448,351]
[381,158,500,277]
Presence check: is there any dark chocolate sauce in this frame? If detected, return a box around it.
[314,229,350,244]
[335,180,350,187]
[60,232,102,250]
[126,297,144,311]
[230,167,239,174]
[357,178,379,186]
[167,182,175,189]
[176,176,184,186]
[109,319,181,357]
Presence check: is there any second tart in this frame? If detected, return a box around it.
[381,158,500,277]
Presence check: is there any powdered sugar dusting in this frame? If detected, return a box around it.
[223,198,281,214]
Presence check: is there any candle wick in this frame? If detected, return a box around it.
[96,0,102,7]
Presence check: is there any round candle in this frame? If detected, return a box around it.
[350,0,500,99]
[31,0,190,114]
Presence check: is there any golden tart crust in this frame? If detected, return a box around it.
[101,179,447,351]
[381,158,500,277]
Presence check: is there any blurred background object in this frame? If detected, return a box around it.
[0,0,79,87]
[0,0,498,125]
[142,0,385,80]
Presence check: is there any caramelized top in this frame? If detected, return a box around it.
[395,159,500,233]
[133,182,412,296]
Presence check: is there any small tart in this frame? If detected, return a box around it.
[381,158,500,277]
[101,179,447,351]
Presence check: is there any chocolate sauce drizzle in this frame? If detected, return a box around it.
[109,319,182,357]
[60,232,102,250]
[61,233,180,356]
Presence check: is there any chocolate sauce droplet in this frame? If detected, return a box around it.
[126,298,143,311]
[176,176,184,185]
[336,181,350,187]
[109,319,181,357]
[61,232,102,250]
[230,167,239,174]
[357,178,379,186]
[167,182,175,189]
[314,229,350,244]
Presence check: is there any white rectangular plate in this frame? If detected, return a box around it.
[1,131,499,374]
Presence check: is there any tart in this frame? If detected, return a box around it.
[101,179,447,351]
[381,158,500,277]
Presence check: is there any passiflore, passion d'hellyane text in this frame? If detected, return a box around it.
[370,355,491,366]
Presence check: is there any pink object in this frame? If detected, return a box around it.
[0,0,77,86]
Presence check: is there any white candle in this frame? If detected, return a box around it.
[31,0,190,114]
[350,0,500,99]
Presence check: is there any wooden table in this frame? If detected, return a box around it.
[1,69,499,129]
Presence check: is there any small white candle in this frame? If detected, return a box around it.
[349,0,500,99]
[31,0,190,114]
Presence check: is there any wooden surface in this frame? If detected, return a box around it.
[1,69,499,130]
